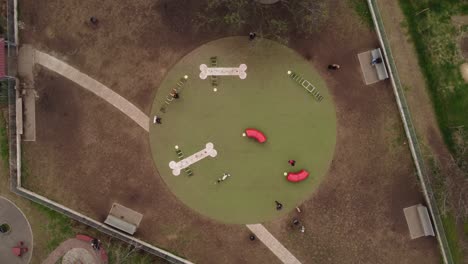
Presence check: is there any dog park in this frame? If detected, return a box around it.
[6,0,448,263]
[150,37,336,224]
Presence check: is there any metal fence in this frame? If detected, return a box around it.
[367,0,453,263]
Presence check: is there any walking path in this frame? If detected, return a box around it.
[32,49,300,264]
[42,238,101,264]
[0,196,33,264]
[247,224,302,264]
[34,50,149,132]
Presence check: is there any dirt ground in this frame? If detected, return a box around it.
[18,0,440,263]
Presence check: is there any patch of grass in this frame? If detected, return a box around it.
[33,203,74,253]
[398,0,468,165]
[441,213,464,263]
[464,220,468,236]
[349,0,373,29]
[105,241,169,264]
[0,115,8,166]
[428,157,465,263]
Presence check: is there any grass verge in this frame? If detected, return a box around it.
[0,115,8,166]
[33,203,74,252]
[430,157,465,263]
[398,0,468,158]
[349,0,373,29]
[441,213,464,263]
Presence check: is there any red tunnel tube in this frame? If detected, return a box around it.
[245,128,267,143]
[287,169,309,182]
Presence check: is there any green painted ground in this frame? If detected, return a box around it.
[149,37,336,224]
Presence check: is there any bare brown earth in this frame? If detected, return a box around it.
[19,0,440,263]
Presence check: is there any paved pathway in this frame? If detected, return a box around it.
[42,238,101,264]
[0,196,33,264]
[62,248,95,264]
[34,50,149,132]
[247,224,302,264]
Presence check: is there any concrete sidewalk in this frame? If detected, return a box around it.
[247,224,301,264]
[34,50,149,132]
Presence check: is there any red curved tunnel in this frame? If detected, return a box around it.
[286,169,309,182]
[245,128,267,143]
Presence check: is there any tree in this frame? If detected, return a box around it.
[194,0,330,42]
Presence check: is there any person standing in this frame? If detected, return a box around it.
[275,200,283,210]
[288,160,296,166]
[327,64,340,70]
[89,16,99,27]
[154,116,162,124]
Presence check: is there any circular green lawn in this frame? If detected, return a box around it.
[149,37,336,224]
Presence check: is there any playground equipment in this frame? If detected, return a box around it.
[200,63,247,79]
[210,57,218,89]
[169,143,217,176]
[159,75,188,113]
[287,71,323,102]
[11,241,28,257]
[173,146,193,176]
[244,128,267,143]
[286,169,309,182]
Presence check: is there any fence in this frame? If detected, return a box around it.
[4,1,192,263]
[367,1,453,263]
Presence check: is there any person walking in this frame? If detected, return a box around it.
[328,64,340,70]
[249,32,257,41]
[288,160,296,166]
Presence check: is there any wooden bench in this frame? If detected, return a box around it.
[371,48,389,80]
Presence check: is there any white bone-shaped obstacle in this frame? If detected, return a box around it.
[199,64,247,79]
[169,143,218,176]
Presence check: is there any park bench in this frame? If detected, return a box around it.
[371,48,389,80]
[104,203,143,235]
[403,204,435,239]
